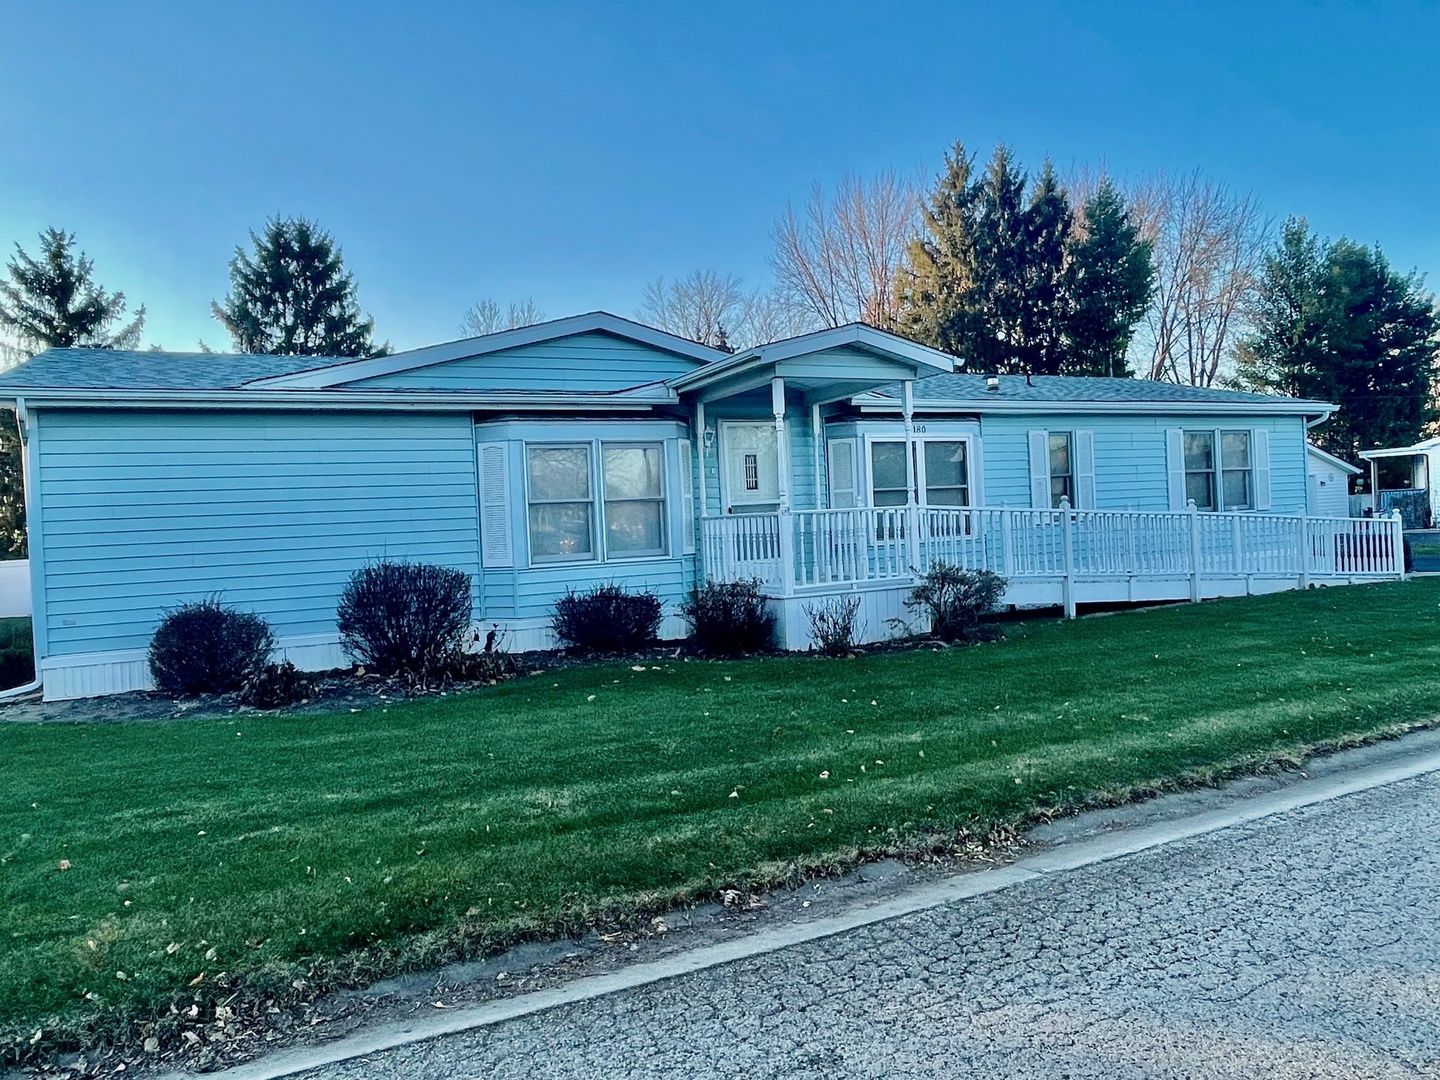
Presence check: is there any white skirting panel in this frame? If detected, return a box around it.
[40,632,350,702]
[0,559,30,618]
[770,583,929,652]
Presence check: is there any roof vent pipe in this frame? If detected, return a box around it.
[985,374,1000,393]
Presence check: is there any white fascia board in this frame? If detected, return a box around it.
[669,325,955,395]
[854,397,1334,418]
[1306,443,1362,475]
[751,324,955,373]
[243,312,728,390]
[3,387,675,412]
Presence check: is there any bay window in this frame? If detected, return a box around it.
[526,441,668,564]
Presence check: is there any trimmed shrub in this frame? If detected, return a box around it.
[149,597,276,697]
[241,660,314,709]
[805,594,862,657]
[551,584,663,653]
[905,564,1006,643]
[681,578,775,656]
[337,560,473,683]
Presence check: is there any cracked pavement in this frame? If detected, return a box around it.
[300,772,1440,1079]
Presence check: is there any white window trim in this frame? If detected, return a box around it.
[600,441,669,561]
[523,439,673,567]
[1183,428,1257,512]
[524,442,598,565]
[861,433,983,509]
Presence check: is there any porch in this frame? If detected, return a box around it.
[701,504,1406,649]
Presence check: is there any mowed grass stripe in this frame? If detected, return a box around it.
[2,578,1438,1042]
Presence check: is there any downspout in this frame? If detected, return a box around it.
[0,397,42,699]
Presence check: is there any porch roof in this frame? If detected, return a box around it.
[855,374,1335,417]
[667,323,954,404]
[1358,437,1440,461]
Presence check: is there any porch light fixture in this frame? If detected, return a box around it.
[703,427,716,450]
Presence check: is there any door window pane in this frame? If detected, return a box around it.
[924,441,969,506]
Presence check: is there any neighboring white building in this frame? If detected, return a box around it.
[1359,436,1440,528]
[1307,442,1361,518]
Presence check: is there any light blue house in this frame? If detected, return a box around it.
[0,313,1402,700]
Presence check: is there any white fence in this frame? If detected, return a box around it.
[0,558,30,618]
[702,504,1404,616]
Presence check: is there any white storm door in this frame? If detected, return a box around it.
[721,422,780,512]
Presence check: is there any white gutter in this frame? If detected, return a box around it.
[0,388,678,412]
[854,398,1334,418]
[1,396,41,700]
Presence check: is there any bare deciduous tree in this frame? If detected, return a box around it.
[1132,173,1267,386]
[771,171,920,329]
[637,270,746,350]
[637,269,816,351]
[460,298,546,337]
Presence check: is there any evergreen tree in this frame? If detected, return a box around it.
[0,228,145,355]
[1234,218,1439,461]
[213,217,386,356]
[965,145,1032,373]
[896,143,978,356]
[1063,181,1154,377]
[1020,161,1073,375]
[0,418,24,558]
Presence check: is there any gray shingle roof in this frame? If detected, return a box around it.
[879,373,1313,406]
[0,349,340,391]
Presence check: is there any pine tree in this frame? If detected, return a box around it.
[213,217,386,356]
[1063,181,1154,377]
[1020,161,1073,375]
[895,143,978,357]
[0,228,146,355]
[1234,218,1439,461]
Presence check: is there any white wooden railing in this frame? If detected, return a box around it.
[700,503,1405,614]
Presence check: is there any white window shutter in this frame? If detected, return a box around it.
[1166,429,1186,510]
[1075,430,1096,510]
[679,439,696,553]
[477,442,513,568]
[1253,428,1272,510]
[1028,430,1050,508]
[828,439,858,508]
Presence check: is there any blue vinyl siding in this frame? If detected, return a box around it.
[351,331,702,392]
[35,409,480,656]
[977,413,1311,511]
[699,403,819,514]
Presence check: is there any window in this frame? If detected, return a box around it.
[924,441,969,506]
[1183,430,1253,511]
[1220,431,1252,510]
[870,442,910,506]
[1048,432,1073,508]
[603,444,666,557]
[1183,432,1215,510]
[870,439,973,508]
[527,445,594,561]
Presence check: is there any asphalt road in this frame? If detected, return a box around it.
[300,772,1440,1079]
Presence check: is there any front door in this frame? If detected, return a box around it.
[722,422,780,513]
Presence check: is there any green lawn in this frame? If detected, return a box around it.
[5,581,1440,1059]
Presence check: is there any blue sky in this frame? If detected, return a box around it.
[1,1,1436,352]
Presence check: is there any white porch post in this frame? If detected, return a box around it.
[1059,496,1076,618]
[811,402,824,509]
[773,377,795,596]
[695,401,708,519]
[1392,508,1407,579]
[902,379,921,572]
[1187,499,1202,603]
[694,400,709,579]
